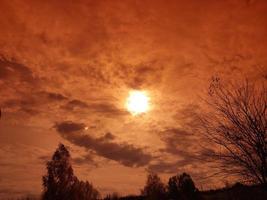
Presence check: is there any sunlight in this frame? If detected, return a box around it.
[126,90,150,115]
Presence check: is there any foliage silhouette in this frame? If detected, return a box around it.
[42,143,99,200]
[168,173,198,200]
[141,172,167,200]
[103,192,119,200]
[168,174,181,199]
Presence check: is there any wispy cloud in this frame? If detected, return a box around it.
[54,121,153,167]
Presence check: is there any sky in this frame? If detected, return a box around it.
[0,0,267,198]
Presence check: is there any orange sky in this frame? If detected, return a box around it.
[0,0,267,198]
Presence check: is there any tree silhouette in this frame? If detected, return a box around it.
[42,143,99,200]
[70,179,99,200]
[168,174,181,199]
[178,173,198,199]
[42,143,75,200]
[201,78,267,184]
[168,173,198,200]
[141,172,167,200]
[103,192,119,200]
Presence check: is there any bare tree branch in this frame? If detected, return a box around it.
[199,78,267,184]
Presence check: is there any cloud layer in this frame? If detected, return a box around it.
[0,0,267,197]
[55,121,153,167]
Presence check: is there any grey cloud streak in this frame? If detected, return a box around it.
[61,99,128,117]
[54,121,153,167]
[0,56,36,83]
[148,125,207,174]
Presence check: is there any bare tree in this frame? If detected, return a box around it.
[200,78,267,184]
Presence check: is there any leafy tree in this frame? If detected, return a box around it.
[70,180,99,200]
[42,143,99,200]
[42,143,75,200]
[200,79,267,184]
[103,192,119,200]
[168,173,198,200]
[168,175,181,199]
[141,173,167,200]
[178,173,198,199]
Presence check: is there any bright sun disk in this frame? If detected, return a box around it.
[126,90,150,115]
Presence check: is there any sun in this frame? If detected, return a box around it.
[126,90,150,115]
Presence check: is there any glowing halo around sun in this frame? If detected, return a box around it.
[126,90,150,115]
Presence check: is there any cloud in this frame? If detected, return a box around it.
[172,104,201,129]
[148,126,207,174]
[1,90,68,117]
[0,0,266,196]
[54,121,153,167]
[54,121,86,133]
[2,98,41,116]
[116,61,164,89]
[86,102,128,116]
[44,91,68,101]
[0,188,31,196]
[61,99,128,116]
[38,149,97,167]
[148,156,206,174]
[159,128,196,155]
[102,132,115,140]
[38,155,51,163]
[0,56,36,83]
[62,99,89,110]
[148,160,180,174]
[72,153,97,166]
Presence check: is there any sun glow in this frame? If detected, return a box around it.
[126,90,150,115]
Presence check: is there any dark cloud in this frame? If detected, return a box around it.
[72,153,97,166]
[3,99,32,108]
[44,91,68,101]
[159,128,196,155]
[172,104,201,129]
[151,127,206,173]
[102,132,115,140]
[1,91,68,116]
[38,155,51,163]
[39,151,97,167]
[62,99,89,110]
[2,98,41,116]
[148,160,180,174]
[86,102,128,116]
[54,121,86,133]
[19,107,40,115]
[54,121,153,167]
[0,56,36,83]
[148,157,205,174]
[115,62,164,89]
[0,57,30,80]
[62,99,128,116]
